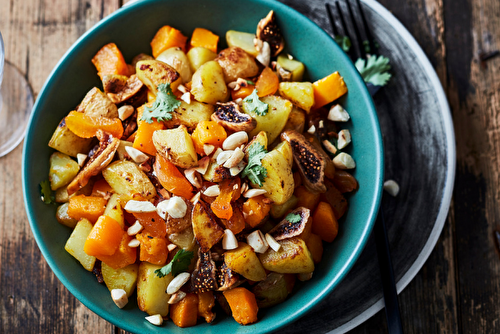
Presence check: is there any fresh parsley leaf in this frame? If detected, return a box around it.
[334,35,351,52]
[246,80,255,85]
[285,213,302,223]
[243,89,269,116]
[140,83,181,124]
[155,249,194,278]
[242,143,268,187]
[355,55,392,87]
[40,180,55,204]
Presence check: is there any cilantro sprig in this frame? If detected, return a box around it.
[40,180,55,204]
[242,143,268,187]
[140,83,181,124]
[355,55,392,87]
[243,89,269,116]
[334,35,352,53]
[155,249,194,278]
[285,212,302,224]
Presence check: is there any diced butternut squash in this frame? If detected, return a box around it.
[223,287,259,325]
[221,203,245,235]
[312,71,348,109]
[67,195,107,223]
[242,195,272,228]
[151,25,188,58]
[64,219,96,271]
[92,43,129,79]
[255,67,279,97]
[98,233,137,269]
[49,118,94,158]
[133,105,165,155]
[133,211,167,238]
[305,233,323,263]
[191,120,227,155]
[320,181,348,219]
[294,186,320,212]
[211,178,240,220]
[231,85,255,100]
[84,215,124,257]
[91,179,113,197]
[136,231,169,265]
[154,154,194,199]
[65,111,124,139]
[198,291,216,323]
[190,28,219,53]
[312,202,339,243]
[170,293,199,328]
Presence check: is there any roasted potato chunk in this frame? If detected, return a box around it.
[243,95,293,144]
[274,141,293,167]
[168,226,197,251]
[56,202,78,228]
[283,106,306,133]
[102,263,139,298]
[192,201,224,252]
[49,152,80,190]
[226,31,259,57]
[224,242,266,281]
[191,60,229,104]
[64,219,96,271]
[278,82,315,113]
[136,60,181,95]
[103,193,124,228]
[259,237,315,274]
[270,195,298,219]
[258,148,294,205]
[164,101,214,130]
[137,262,174,316]
[102,160,156,202]
[215,46,259,83]
[48,118,94,158]
[187,47,217,72]
[152,127,198,169]
[156,47,193,83]
[77,87,119,118]
[252,273,293,308]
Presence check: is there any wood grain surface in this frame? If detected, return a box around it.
[0,0,498,333]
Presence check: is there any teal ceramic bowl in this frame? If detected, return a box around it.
[22,0,383,332]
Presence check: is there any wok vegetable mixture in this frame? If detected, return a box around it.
[44,11,359,328]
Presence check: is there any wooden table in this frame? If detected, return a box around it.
[1,0,498,333]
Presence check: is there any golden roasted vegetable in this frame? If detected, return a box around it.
[49,152,80,191]
[156,47,193,83]
[252,273,292,308]
[283,106,306,133]
[274,141,293,167]
[243,95,293,144]
[270,195,298,219]
[136,59,182,95]
[202,161,232,183]
[64,218,96,271]
[164,101,214,130]
[76,87,118,118]
[187,47,217,72]
[226,30,259,57]
[102,74,128,93]
[168,226,197,251]
[102,160,156,202]
[56,202,78,228]
[276,54,305,82]
[259,149,294,205]
[116,140,133,160]
[192,201,224,252]
[191,60,229,104]
[48,118,94,158]
[102,263,139,298]
[215,46,259,83]
[224,242,266,281]
[152,127,198,169]
[137,262,174,316]
[259,237,314,274]
[278,82,315,113]
[103,193,124,228]
[245,131,268,160]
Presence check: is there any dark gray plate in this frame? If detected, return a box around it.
[276,0,455,332]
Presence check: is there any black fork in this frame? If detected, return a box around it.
[325,1,404,333]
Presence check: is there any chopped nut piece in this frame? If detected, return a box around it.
[180,92,191,104]
[124,200,156,213]
[307,125,316,134]
[127,221,143,236]
[118,105,134,121]
[332,152,356,169]
[318,120,324,129]
[327,104,350,122]
[216,150,233,165]
[77,153,87,167]
[265,233,281,252]
[222,229,238,250]
[230,161,246,176]
[190,191,201,205]
[165,196,188,218]
[194,156,210,174]
[212,147,223,161]
[223,147,244,168]
[246,230,269,253]
[203,144,215,156]
[166,272,191,294]
[384,180,400,197]
[184,168,202,188]
[203,185,220,197]
[156,200,169,219]
[167,243,177,252]
[125,146,149,164]
[337,129,351,149]
[128,239,140,248]
[243,188,267,198]
[177,84,188,94]
[223,131,249,150]
[322,140,337,154]
[145,314,163,326]
[168,291,187,304]
[111,289,128,309]
[256,41,271,67]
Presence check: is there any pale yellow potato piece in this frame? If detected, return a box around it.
[224,242,266,281]
[270,195,299,219]
[56,202,78,228]
[103,193,124,229]
[259,237,315,274]
[48,118,94,158]
[152,127,198,169]
[102,263,139,298]
[64,219,96,271]
[137,262,174,316]
[216,46,259,83]
[164,101,214,130]
[191,61,229,104]
[278,82,315,112]
[226,30,259,57]
[259,149,294,205]
[136,59,182,95]
[274,141,293,167]
[283,106,306,133]
[76,87,118,118]
[244,131,268,161]
[156,47,192,83]
[168,226,196,251]
[187,47,217,72]
[102,160,156,202]
[49,152,80,191]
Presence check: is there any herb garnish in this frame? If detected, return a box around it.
[243,89,269,116]
[155,249,194,278]
[40,180,55,204]
[140,83,181,124]
[242,143,268,187]
[355,55,392,87]
[285,212,302,224]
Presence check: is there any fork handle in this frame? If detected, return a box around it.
[374,202,404,334]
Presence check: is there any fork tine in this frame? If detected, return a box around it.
[334,1,356,61]
[356,0,378,55]
[346,0,366,59]
[325,3,340,37]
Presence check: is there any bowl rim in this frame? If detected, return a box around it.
[22,0,384,332]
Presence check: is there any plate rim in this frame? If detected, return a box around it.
[327,1,456,333]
